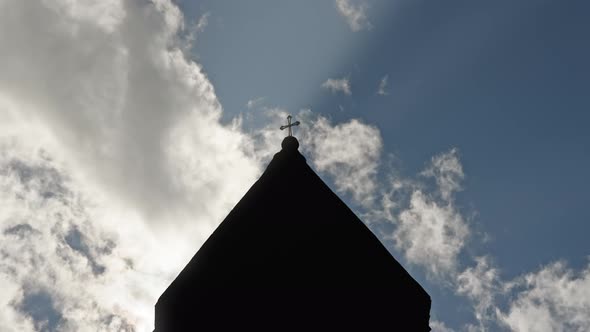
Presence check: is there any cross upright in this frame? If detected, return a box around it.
[280,115,300,137]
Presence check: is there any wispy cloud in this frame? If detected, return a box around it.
[246,96,266,109]
[321,77,352,95]
[183,12,210,51]
[302,114,382,207]
[377,74,389,95]
[196,12,210,32]
[0,144,159,331]
[395,149,469,277]
[421,148,464,202]
[457,256,503,329]
[430,321,454,332]
[498,261,590,332]
[335,0,371,32]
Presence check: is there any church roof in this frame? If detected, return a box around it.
[155,136,431,331]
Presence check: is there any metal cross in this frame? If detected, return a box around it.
[280,115,300,137]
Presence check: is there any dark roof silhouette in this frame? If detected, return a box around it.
[155,136,431,331]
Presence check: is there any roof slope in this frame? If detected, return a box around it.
[155,137,431,331]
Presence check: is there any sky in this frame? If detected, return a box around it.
[0,0,588,331]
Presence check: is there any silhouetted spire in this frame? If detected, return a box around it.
[155,135,431,331]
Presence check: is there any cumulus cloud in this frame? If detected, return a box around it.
[335,0,371,32]
[457,257,503,329]
[0,0,262,330]
[498,261,590,332]
[392,149,469,277]
[300,114,382,206]
[377,75,389,95]
[395,189,469,276]
[321,77,352,95]
[0,0,261,224]
[0,142,163,331]
[454,258,590,332]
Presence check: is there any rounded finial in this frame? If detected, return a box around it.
[281,136,299,151]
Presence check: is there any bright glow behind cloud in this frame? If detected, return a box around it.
[0,0,262,330]
[0,142,158,331]
[0,0,261,224]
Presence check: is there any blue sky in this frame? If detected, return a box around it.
[0,1,589,331]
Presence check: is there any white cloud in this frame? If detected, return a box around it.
[395,190,469,277]
[457,257,502,329]
[300,114,382,206]
[421,148,464,202]
[196,12,210,32]
[393,149,469,277]
[0,142,164,331]
[0,0,263,330]
[321,77,352,95]
[0,0,261,224]
[498,261,590,332]
[335,0,371,32]
[183,11,210,51]
[430,320,455,332]
[377,74,389,95]
[454,248,590,332]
